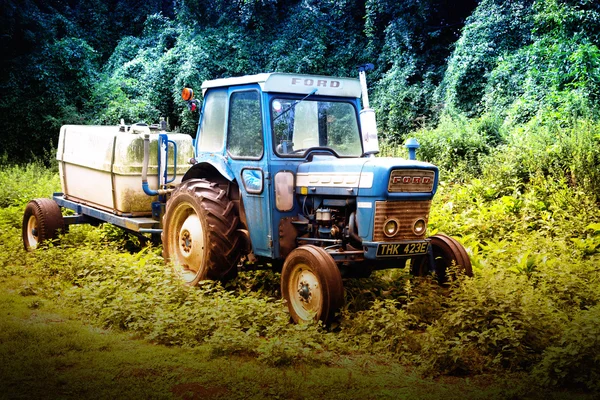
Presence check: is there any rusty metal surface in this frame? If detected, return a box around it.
[372,200,431,242]
[278,217,298,259]
[388,170,435,193]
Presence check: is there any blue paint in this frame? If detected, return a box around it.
[142,133,179,199]
[164,137,178,184]
[193,154,236,181]
[404,138,420,160]
[191,80,439,263]
[151,201,163,220]
[142,181,158,196]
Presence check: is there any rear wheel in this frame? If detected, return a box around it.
[22,198,64,251]
[162,179,241,285]
[415,234,472,282]
[281,245,344,324]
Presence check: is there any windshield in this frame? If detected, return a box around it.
[271,98,362,157]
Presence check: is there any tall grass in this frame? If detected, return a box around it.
[0,161,61,208]
[394,112,600,199]
[1,114,599,393]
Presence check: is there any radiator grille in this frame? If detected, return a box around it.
[388,170,435,193]
[373,200,431,242]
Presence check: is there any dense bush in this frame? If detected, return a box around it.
[533,304,600,391]
[405,114,497,179]
[419,271,564,375]
[437,0,534,117]
[1,0,478,159]
[1,157,598,391]
[3,1,600,161]
[399,108,600,199]
[0,161,60,209]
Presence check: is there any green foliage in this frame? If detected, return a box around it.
[439,0,600,127]
[0,162,60,209]
[407,114,496,179]
[340,299,420,355]
[437,0,534,116]
[368,0,473,134]
[2,0,482,157]
[90,14,179,127]
[533,0,600,44]
[387,104,600,200]
[481,117,600,198]
[484,38,600,123]
[3,0,600,162]
[533,304,600,391]
[419,271,564,375]
[0,1,173,162]
[2,0,600,393]
[1,156,599,392]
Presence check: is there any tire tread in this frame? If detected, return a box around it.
[162,179,241,282]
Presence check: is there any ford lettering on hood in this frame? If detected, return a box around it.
[296,155,438,200]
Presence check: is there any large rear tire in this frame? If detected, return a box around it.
[415,234,472,282]
[281,245,344,324]
[22,198,64,251]
[162,179,241,285]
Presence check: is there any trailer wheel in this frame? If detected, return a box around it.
[415,234,472,282]
[281,245,344,324]
[22,198,64,251]
[162,179,241,285]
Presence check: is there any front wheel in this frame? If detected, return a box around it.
[162,179,241,285]
[414,234,472,282]
[22,198,64,251]
[281,245,344,324]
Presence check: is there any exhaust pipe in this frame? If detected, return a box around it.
[358,64,379,156]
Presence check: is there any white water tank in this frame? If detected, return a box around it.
[56,125,194,216]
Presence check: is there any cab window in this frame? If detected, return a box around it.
[227,91,263,159]
[198,89,227,152]
[271,98,361,157]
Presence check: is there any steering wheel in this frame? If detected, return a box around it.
[294,146,341,158]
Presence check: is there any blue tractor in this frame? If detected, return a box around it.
[22,68,472,324]
[169,68,472,323]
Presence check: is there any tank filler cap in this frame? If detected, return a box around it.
[131,123,150,135]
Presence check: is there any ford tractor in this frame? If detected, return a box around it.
[23,66,472,324]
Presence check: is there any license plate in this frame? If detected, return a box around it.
[376,241,429,258]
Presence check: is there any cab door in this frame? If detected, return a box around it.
[225,88,273,257]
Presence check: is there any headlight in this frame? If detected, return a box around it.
[413,219,426,235]
[383,219,399,237]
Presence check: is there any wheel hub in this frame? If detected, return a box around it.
[282,246,345,324]
[178,213,203,259]
[180,230,192,253]
[293,270,320,310]
[298,281,311,302]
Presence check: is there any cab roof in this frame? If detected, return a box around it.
[201,72,362,98]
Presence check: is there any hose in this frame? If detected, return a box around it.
[142,133,160,196]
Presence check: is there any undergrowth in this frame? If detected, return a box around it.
[1,131,599,393]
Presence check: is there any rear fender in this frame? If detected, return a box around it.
[181,161,245,233]
[182,155,235,183]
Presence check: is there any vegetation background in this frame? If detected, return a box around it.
[1,0,599,398]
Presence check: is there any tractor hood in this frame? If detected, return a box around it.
[295,155,439,199]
